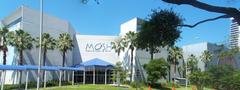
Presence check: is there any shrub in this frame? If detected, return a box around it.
[188,70,209,90]
[130,81,146,88]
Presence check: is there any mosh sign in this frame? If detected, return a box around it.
[85,42,112,52]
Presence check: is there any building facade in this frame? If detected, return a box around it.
[0,6,170,84]
[3,6,229,85]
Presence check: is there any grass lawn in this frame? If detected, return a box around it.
[176,86,212,90]
[37,84,212,90]
[38,84,163,90]
[39,84,140,90]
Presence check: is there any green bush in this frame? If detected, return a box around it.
[130,81,146,88]
[3,80,72,90]
[207,65,240,90]
[188,70,209,90]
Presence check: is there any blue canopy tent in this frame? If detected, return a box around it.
[74,58,114,84]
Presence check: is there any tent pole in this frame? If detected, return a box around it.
[25,71,29,90]
[72,71,74,85]
[18,71,21,89]
[0,70,3,90]
[59,71,62,87]
[44,71,47,88]
[1,70,6,90]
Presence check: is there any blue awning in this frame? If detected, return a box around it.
[24,65,60,71]
[59,66,83,71]
[78,58,114,67]
[0,65,26,70]
[0,65,82,71]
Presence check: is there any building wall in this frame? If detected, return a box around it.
[182,42,223,71]
[1,6,76,84]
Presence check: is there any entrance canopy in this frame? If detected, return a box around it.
[74,58,114,71]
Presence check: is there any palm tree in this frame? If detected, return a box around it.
[36,33,56,81]
[7,29,34,84]
[123,31,137,82]
[218,48,238,67]
[7,30,34,65]
[167,55,173,83]
[111,37,127,85]
[168,46,183,85]
[111,37,126,56]
[56,33,73,67]
[200,50,212,70]
[0,27,9,65]
[187,54,198,73]
[36,33,56,66]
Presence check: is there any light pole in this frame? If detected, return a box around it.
[37,0,43,90]
[185,57,187,90]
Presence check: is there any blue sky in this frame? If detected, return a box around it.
[0,0,239,47]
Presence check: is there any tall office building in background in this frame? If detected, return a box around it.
[229,18,240,48]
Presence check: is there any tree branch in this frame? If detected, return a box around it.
[179,15,231,28]
[162,0,240,24]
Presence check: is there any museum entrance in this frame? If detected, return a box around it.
[73,58,114,84]
[74,68,113,84]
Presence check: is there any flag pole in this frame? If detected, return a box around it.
[37,0,43,90]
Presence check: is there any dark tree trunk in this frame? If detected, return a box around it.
[205,63,207,71]
[62,51,65,67]
[150,49,154,60]
[173,61,177,88]
[62,50,66,81]
[19,50,23,85]
[3,50,7,65]
[182,59,186,78]
[19,50,23,65]
[130,48,134,82]
[2,37,7,65]
[168,66,171,82]
[42,48,47,83]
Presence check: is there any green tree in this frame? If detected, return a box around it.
[36,33,56,66]
[56,33,73,67]
[36,33,56,81]
[207,65,240,90]
[144,58,169,85]
[7,30,34,84]
[111,61,127,86]
[187,54,198,73]
[0,27,9,65]
[111,37,126,56]
[8,30,34,65]
[168,46,183,86]
[136,9,183,60]
[177,64,185,78]
[200,50,212,70]
[218,48,238,67]
[123,31,137,82]
[188,70,209,90]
